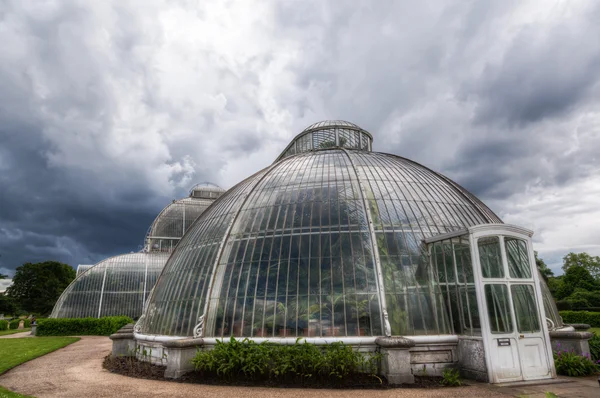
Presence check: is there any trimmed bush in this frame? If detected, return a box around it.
[36,316,133,336]
[9,320,20,329]
[559,311,600,327]
[0,320,8,330]
[23,319,31,328]
[192,337,382,383]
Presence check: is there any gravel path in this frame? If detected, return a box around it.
[0,336,510,398]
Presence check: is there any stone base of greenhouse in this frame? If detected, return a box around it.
[110,329,592,384]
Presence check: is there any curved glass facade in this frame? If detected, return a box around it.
[51,252,170,319]
[141,137,504,337]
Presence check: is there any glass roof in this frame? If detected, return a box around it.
[302,120,363,131]
[276,120,373,162]
[146,183,224,253]
[51,252,170,319]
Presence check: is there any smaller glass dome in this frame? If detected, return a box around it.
[146,183,225,252]
[276,120,373,161]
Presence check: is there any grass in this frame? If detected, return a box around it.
[0,337,80,374]
[0,329,31,337]
[0,385,33,398]
[588,327,600,334]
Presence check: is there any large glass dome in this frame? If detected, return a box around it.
[139,121,508,338]
[51,183,224,319]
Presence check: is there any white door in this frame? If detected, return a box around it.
[472,230,553,383]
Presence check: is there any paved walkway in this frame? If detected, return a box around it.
[0,336,598,397]
[0,331,33,339]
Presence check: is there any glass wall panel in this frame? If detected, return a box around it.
[485,284,513,334]
[505,238,532,279]
[479,237,503,278]
[511,284,541,333]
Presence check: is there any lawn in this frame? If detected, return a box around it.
[0,329,31,337]
[0,337,80,374]
[0,385,33,398]
[588,327,600,334]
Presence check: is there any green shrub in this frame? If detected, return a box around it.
[553,350,599,376]
[0,320,8,330]
[23,319,31,328]
[559,311,600,327]
[36,316,133,336]
[9,320,20,329]
[589,332,600,362]
[440,368,461,386]
[192,337,382,382]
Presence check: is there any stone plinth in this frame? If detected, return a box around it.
[567,324,591,331]
[375,337,415,384]
[549,330,593,355]
[109,324,135,357]
[457,337,488,382]
[163,338,204,379]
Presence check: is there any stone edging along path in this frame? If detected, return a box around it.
[0,336,506,398]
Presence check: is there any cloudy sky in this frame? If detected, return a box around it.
[1,0,599,279]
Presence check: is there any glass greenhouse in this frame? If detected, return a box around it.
[50,183,225,319]
[129,121,565,384]
[138,121,562,341]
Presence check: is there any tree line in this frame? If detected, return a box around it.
[539,252,600,310]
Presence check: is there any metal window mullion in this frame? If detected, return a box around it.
[340,149,391,336]
[97,266,108,318]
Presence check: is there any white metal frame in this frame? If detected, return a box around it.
[468,224,555,383]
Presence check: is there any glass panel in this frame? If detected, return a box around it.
[511,284,540,333]
[505,238,531,279]
[478,236,503,278]
[484,284,513,334]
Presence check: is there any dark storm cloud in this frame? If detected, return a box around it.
[467,6,600,127]
[1,0,600,277]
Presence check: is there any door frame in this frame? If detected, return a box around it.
[468,224,556,383]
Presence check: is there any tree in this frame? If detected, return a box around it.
[556,264,598,299]
[534,251,554,281]
[0,295,17,315]
[6,261,75,315]
[562,252,600,280]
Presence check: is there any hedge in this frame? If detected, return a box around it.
[559,311,600,327]
[0,320,8,330]
[9,320,20,329]
[36,316,133,336]
[23,319,31,328]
